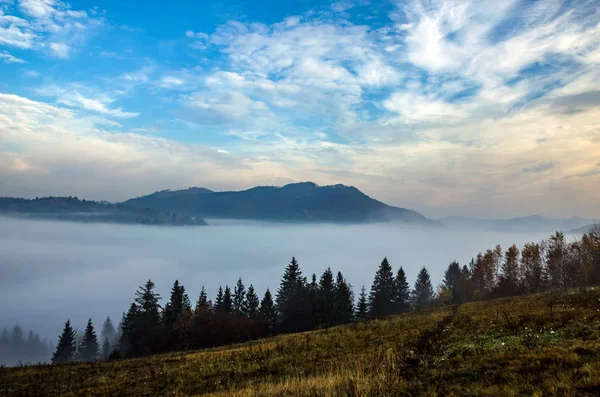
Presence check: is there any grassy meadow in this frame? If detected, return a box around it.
[2,287,600,396]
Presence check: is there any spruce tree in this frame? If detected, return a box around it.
[214,286,224,312]
[275,257,308,332]
[195,286,210,311]
[355,285,369,321]
[412,267,434,309]
[102,337,111,360]
[394,267,411,312]
[120,280,161,357]
[332,271,354,325]
[163,280,191,327]
[223,286,233,314]
[52,320,76,363]
[244,284,260,320]
[100,317,116,346]
[259,289,277,335]
[80,319,99,362]
[233,278,246,315]
[317,268,336,326]
[369,257,396,318]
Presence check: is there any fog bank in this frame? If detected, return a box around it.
[0,217,564,342]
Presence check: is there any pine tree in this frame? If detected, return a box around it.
[332,271,354,325]
[244,285,260,320]
[275,257,309,332]
[259,289,277,335]
[100,317,116,346]
[369,257,396,318]
[163,280,191,327]
[395,266,412,312]
[102,337,111,360]
[79,319,99,362]
[52,320,76,363]
[355,285,369,321]
[195,286,210,311]
[412,267,434,309]
[214,286,224,312]
[223,286,233,314]
[546,232,567,289]
[233,278,247,315]
[317,268,336,326]
[120,280,162,357]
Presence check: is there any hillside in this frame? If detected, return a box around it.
[440,215,598,232]
[570,223,600,234]
[0,197,207,226]
[123,182,438,225]
[2,288,600,396]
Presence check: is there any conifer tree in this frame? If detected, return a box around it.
[223,286,233,314]
[214,286,224,312]
[79,319,99,362]
[163,280,191,327]
[395,266,412,312]
[412,267,434,309]
[195,286,211,311]
[355,285,369,321]
[317,268,336,326]
[244,284,260,320]
[120,280,161,357]
[233,278,246,315]
[332,271,354,325]
[102,337,111,360]
[258,289,277,335]
[52,320,76,363]
[369,257,396,318]
[100,317,116,346]
[275,257,309,332]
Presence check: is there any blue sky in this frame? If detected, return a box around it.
[0,0,599,218]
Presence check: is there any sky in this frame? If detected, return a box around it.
[0,0,599,219]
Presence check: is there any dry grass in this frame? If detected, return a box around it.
[2,288,600,396]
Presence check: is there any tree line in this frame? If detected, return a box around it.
[0,325,53,366]
[51,227,600,363]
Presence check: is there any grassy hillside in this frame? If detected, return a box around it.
[2,288,600,396]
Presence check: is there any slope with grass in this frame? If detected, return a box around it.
[2,288,600,396]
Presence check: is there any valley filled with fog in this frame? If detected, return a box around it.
[0,217,575,342]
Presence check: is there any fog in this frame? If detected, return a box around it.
[0,217,568,343]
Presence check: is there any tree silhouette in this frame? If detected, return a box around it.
[259,289,277,335]
[79,319,99,362]
[52,320,76,364]
[355,285,369,321]
[244,284,260,320]
[412,267,434,309]
[233,278,247,315]
[395,266,412,312]
[369,257,396,318]
[332,271,354,325]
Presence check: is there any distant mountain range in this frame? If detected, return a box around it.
[123,182,439,225]
[440,215,599,233]
[568,223,600,234]
[0,197,207,226]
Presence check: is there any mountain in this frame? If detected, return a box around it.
[0,197,207,226]
[123,182,438,225]
[440,215,598,232]
[569,223,600,234]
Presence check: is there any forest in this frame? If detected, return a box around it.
[42,226,600,365]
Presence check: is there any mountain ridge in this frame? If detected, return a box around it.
[123,182,440,225]
[440,215,598,232]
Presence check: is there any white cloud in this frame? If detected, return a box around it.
[0,50,26,63]
[37,84,139,118]
[48,41,68,57]
[0,0,102,58]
